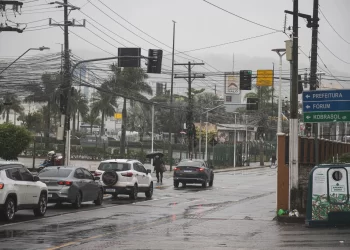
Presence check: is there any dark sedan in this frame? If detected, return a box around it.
[173,159,214,188]
[38,166,103,208]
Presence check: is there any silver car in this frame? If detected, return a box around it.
[38,166,103,208]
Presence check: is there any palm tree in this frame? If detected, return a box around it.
[70,90,89,136]
[91,83,118,136]
[25,73,62,146]
[108,65,152,156]
[83,109,101,134]
[2,93,23,123]
[127,103,151,142]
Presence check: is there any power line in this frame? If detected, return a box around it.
[318,38,350,65]
[202,0,283,32]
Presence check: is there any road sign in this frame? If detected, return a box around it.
[303,111,350,123]
[303,89,350,123]
[256,70,273,87]
[239,70,252,90]
[114,113,122,119]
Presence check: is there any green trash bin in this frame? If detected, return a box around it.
[306,164,350,227]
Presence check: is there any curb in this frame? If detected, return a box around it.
[213,165,270,173]
[275,215,306,224]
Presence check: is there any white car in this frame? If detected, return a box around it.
[0,162,48,221]
[94,159,153,200]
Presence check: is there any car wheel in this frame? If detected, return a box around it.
[129,184,138,200]
[202,179,208,188]
[34,193,47,217]
[209,175,214,187]
[145,182,153,198]
[72,192,82,209]
[174,180,179,188]
[1,197,16,221]
[94,189,103,206]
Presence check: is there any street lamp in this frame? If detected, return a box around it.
[0,46,50,75]
[271,48,286,134]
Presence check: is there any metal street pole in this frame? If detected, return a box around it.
[234,114,237,168]
[168,20,176,171]
[0,46,49,75]
[199,115,202,159]
[245,114,249,166]
[151,104,154,168]
[205,112,209,161]
[271,49,286,134]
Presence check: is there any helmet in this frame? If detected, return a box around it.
[155,155,160,159]
[48,151,55,156]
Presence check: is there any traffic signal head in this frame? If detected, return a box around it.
[247,98,259,110]
[147,49,163,74]
[239,70,252,90]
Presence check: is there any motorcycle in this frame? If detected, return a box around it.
[37,154,63,172]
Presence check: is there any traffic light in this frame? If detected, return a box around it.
[147,49,163,74]
[240,70,252,90]
[247,98,259,110]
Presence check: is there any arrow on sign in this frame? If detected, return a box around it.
[306,116,311,119]
[306,95,310,99]
[306,105,311,109]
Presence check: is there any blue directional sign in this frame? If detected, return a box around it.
[303,89,350,123]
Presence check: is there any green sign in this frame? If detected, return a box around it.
[304,111,350,123]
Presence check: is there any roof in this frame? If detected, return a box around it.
[100,159,137,163]
[0,162,24,167]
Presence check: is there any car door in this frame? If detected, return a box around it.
[135,163,147,187]
[133,163,145,188]
[19,167,39,205]
[6,167,27,205]
[82,168,98,201]
[74,168,89,201]
[138,164,149,187]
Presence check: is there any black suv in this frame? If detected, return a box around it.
[173,159,214,188]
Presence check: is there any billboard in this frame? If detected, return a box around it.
[225,74,240,94]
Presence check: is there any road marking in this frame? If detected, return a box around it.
[47,241,77,250]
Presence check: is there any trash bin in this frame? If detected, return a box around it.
[306,164,350,227]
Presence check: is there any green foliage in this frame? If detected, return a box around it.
[324,153,350,164]
[0,123,32,160]
[1,93,24,123]
[17,111,44,133]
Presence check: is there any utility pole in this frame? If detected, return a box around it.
[49,1,85,166]
[168,20,176,171]
[175,62,205,160]
[0,1,24,33]
[290,0,299,193]
[309,0,320,164]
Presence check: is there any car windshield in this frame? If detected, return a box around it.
[178,161,202,167]
[98,162,131,171]
[38,168,72,178]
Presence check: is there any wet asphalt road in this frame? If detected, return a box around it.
[1,168,350,250]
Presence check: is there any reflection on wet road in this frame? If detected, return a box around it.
[0,168,349,249]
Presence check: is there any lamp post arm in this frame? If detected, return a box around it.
[0,48,32,75]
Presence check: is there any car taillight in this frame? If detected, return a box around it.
[94,172,102,176]
[0,183,4,189]
[58,181,73,186]
[174,167,179,171]
[121,172,133,177]
[198,168,205,172]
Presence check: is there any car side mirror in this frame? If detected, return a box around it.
[94,176,100,181]
[33,176,40,182]
[146,169,151,174]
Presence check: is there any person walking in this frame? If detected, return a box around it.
[271,154,277,168]
[153,155,165,184]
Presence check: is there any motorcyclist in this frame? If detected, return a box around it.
[43,151,56,167]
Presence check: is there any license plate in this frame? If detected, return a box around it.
[105,188,116,193]
[47,194,52,198]
[184,170,192,172]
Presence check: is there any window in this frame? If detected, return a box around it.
[98,163,130,172]
[6,168,22,181]
[74,169,85,179]
[226,95,232,102]
[133,164,140,172]
[38,168,72,178]
[138,164,147,174]
[19,167,33,181]
[82,169,93,180]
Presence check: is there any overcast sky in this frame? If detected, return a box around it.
[1,0,350,98]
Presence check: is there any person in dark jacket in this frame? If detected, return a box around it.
[153,155,164,184]
[271,154,277,166]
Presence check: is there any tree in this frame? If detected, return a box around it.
[127,103,152,142]
[0,123,32,160]
[108,65,152,156]
[17,111,44,133]
[25,73,62,146]
[2,93,24,123]
[83,109,101,134]
[91,83,117,136]
[70,89,89,136]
